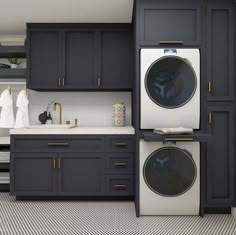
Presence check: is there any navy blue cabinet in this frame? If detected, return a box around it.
[137,0,202,46]
[63,32,98,89]
[206,4,234,101]
[27,24,133,91]
[135,0,235,212]
[11,135,135,198]
[11,153,57,195]
[100,31,133,89]
[206,107,234,207]
[58,153,104,195]
[28,31,61,90]
[205,1,235,209]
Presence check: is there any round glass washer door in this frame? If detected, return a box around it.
[145,56,197,109]
[143,147,197,197]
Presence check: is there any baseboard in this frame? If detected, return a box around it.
[0,184,10,192]
[204,208,231,214]
[16,195,135,201]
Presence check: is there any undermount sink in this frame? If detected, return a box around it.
[27,124,77,129]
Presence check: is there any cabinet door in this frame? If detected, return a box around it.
[63,31,97,89]
[28,31,61,90]
[11,153,57,195]
[207,5,234,101]
[206,107,234,206]
[100,31,133,90]
[58,153,104,195]
[138,2,201,46]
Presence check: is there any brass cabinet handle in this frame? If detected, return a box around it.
[58,159,61,169]
[159,41,184,44]
[53,159,56,169]
[208,112,212,125]
[62,78,65,86]
[113,184,127,188]
[48,143,69,147]
[114,162,127,167]
[98,77,101,87]
[164,138,193,141]
[58,78,61,87]
[208,81,212,93]
[115,142,128,146]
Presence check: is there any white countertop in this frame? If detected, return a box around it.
[0,136,10,145]
[10,126,135,135]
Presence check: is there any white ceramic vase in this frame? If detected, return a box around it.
[113,102,126,126]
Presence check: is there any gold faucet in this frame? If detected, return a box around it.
[53,102,62,124]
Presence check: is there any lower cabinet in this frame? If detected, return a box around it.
[206,107,234,207]
[11,153,57,195]
[58,153,104,195]
[10,135,135,198]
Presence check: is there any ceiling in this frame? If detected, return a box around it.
[0,0,134,35]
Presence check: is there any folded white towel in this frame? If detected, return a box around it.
[14,90,29,128]
[154,127,193,135]
[0,89,15,128]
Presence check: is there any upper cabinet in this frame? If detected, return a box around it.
[63,31,97,89]
[27,24,133,91]
[28,31,61,89]
[206,3,234,101]
[137,1,202,46]
[100,31,133,89]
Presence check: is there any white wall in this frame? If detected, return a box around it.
[29,90,132,126]
[0,0,134,35]
[0,83,132,137]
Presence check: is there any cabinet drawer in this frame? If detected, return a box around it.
[105,136,134,152]
[11,136,105,152]
[105,154,134,174]
[105,175,134,196]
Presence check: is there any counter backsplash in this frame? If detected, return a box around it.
[0,87,132,137]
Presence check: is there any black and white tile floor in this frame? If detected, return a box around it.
[1,193,236,235]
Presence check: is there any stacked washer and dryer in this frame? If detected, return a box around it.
[139,49,201,215]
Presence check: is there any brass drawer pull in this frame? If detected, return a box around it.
[113,184,127,188]
[208,81,212,93]
[62,78,65,86]
[58,159,61,169]
[159,41,184,44]
[53,159,56,169]
[98,77,101,87]
[164,138,193,141]
[114,162,127,167]
[48,143,69,147]
[58,78,61,87]
[115,142,128,147]
[208,112,212,125]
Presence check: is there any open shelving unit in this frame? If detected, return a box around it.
[0,68,26,78]
[0,45,26,79]
[0,46,26,58]
[0,138,10,192]
[0,46,25,192]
